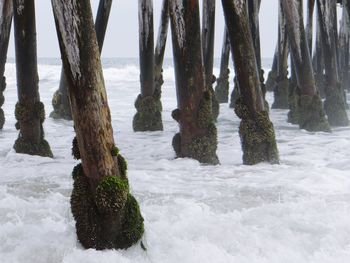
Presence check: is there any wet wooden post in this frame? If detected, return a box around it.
[133,0,163,131]
[306,0,315,56]
[139,0,154,98]
[231,0,263,109]
[202,0,219,120]
[50,68,72,120]
[287,56,300,124]
[281,0,330,131]
[313,16,326,97]
[95,0,113,52]
[317,0,349,126]
[50,0,113,120]
[272,0,289,109]
[154,0,169,95]
[51,0,144,250]
[248,0,262,72]
[169,0,219,165]
[12,0,53,157]
[0,0,12,129]
[229,75,240,108]
[338,0,350,92]
[222,0,279,165]
[248,0,267,100]
[215,29,231,103]
[265,44,278,91]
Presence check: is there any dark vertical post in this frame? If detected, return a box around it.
[248,0,267,100]
[51,0,144,250]
[338,0,350,92]
[12,0,52,157]
[222,0,279,165]
[50,0,113,120]
[0,0,13,129]
[248,0,262,72]
[215,29,231,103]
[306,0,315,56]
[51,69,71,119]
[154,0,169,94]
[265,45,279,91]
[202,0,216,85]
[95,0,113,53]
[133,0,163,131]
[202,0,219,120]
[332,0,339,67]
[313,16,326,97]
[169,0,219,165]
[139,0,154,98]
[287,56,300,124]
[272,0,289,109]
[281,0,330,131]
[317,0,349,126]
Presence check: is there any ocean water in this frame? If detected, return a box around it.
[0,58,350,263]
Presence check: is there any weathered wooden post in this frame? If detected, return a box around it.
[281,0,330,131]
[248,0,267,101]
[265,45,278,91]
[50,70,71,120]
[13,0,53,157]
[51,0,144,250]
[287,57,300,124]
[317,0,349,126]
[313,17,326,98]
[248,0,262,72]
[215,29,231,103]
[95,0,113,51]
[202,0,219,120]
[222,0,279,165]
[338,0,350,92]
[133,0,163,131]
[272,0,289,109]
[154,0,169,96]
[0,0,12,129]
[169,0,219,165]
[229,76,240,108]
[50,0,113,120]
[229,0,265,110]
[306,0,315,56]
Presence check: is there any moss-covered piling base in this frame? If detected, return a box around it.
[71,157,144,250]
[272,76,289,109]
[172,91,219,165]
[324,86,349,127]
[265,70,277,92]
[50,90,73,120]
[172,124,219,165]
[14,101,53,157]
[14,137,53,157]
[235,97,279,165]
[215,71,230,103]
[133,92,163,132]
[298,95,331,132]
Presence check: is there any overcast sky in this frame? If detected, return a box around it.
[7,0,280,59]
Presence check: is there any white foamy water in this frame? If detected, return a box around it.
[1,59,350,263]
